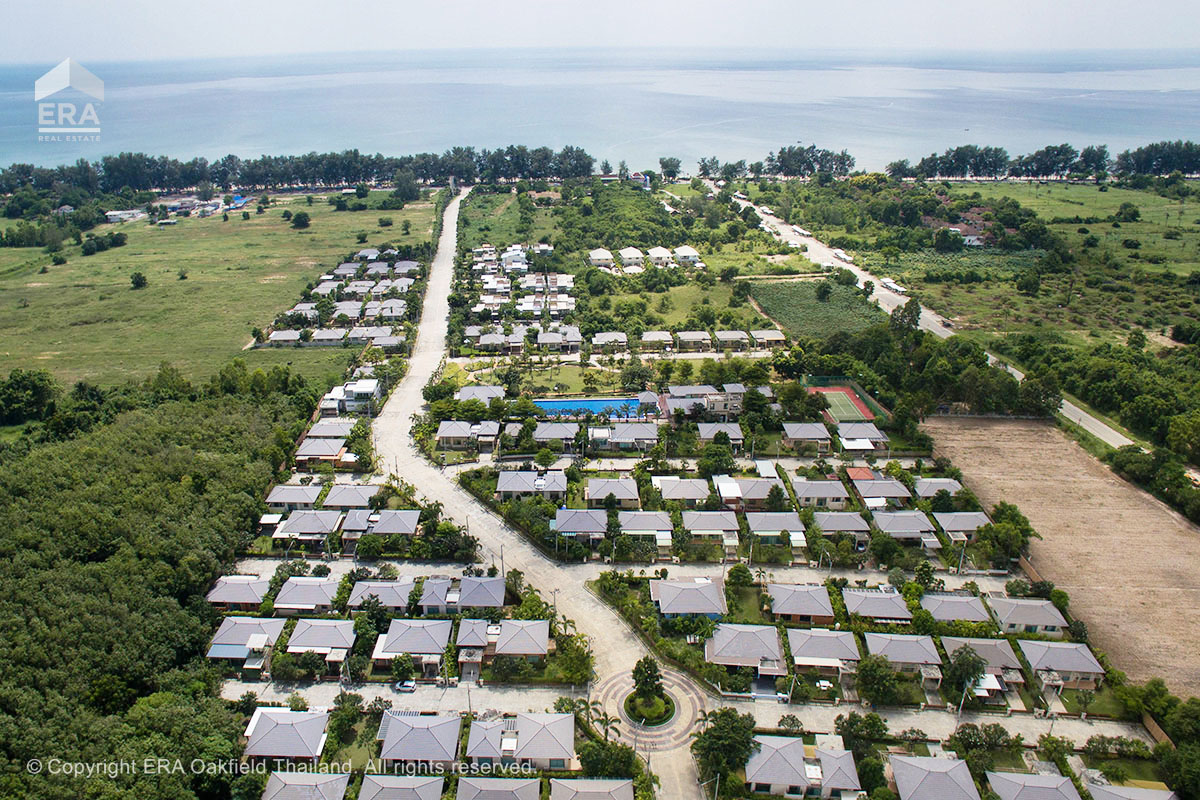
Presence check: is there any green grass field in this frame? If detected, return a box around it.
[958,181,1200,277]
[749,280,886,339]
[457,191,556,251]
[0,191,437,384]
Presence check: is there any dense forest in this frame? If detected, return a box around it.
[0,364,317,799]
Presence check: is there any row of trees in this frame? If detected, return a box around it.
[887,140,1199,179]
[0,144,598,198]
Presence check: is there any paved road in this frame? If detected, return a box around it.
[370,189,705,794]
[724,186,1137,451]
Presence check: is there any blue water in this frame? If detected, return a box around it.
[3,48,1200,170]
[535,397,638,417]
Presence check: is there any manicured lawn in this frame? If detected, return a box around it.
[1060,686,1124,717]
[0,190,436,384]
[606,281,769,330]
[728,585,766,623]
[624,693,675,726]
[1081,755,1165,784]
[750,280,886,339]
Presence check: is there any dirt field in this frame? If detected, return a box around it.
[924,417,1200,699]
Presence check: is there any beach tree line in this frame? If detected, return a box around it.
[0,143,597,201]
[886,140,1200,180]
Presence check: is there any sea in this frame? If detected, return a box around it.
[2,47,1199,171]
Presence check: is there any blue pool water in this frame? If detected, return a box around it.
[534,397,639,416]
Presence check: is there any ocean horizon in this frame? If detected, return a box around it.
[2,46,1199,172]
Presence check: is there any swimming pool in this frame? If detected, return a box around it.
[534,397,639,416]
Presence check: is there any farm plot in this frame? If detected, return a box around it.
[923,416,1200,698]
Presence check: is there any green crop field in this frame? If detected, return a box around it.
[0,191,437,385]
[750,280,886,339]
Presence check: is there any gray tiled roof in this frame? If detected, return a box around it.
[655,477,711,501]
[349,578,416,609]
[890,755,980,800]
[933,511,991,532]
[837,422,887,441]
[914,477,964,498]
[457,619,490,648]
[456,777,540,800]
[371,509,421,535]
[276,510,343,537]
[1018,640,1103,674]
[704,624,786,675]
[855,479,913,500]
[941,637,1022,671]
[295,438,346,458]
[681,510,738,532]
[438,420,474,439]
[419,578,452,608]
[586,478,639,502]
[554,509,608,535]
[244,708,329,759]
[864,633,941,665]
[206,575,269,605]
[307,419,358,438]
[609,422,658,443]
[495,620,550,656]
[262,772,349,800]
[266,484,323,506]
[791,478,850,500]
[458,576,506,608]
[617,510,672,532]
[455,385,505,402]
[989,597,1068,628]
[813,511,870,533]
[783,422,830,440]
[843,588,912,620]
[468,713,574,762]
[274,577,339,609]
[1088,786,1179,800]
[649,578,728,615]
[549,779,634,800]
[377,619,453,656]
[697,422,744,441]
[817,749,861,791]
[787,628,860,664]
[767,584,833,617]
[358,775,443,800]
[378,713,460,762]
[920,593,990,622]
[322,483,380,509]
[208,617,286,652]
[533,421,578,441]
[288,619,356,652]
[988,771,1081,800]
[745,735,809,788]
[872,510,935,536]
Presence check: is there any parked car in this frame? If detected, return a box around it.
[394,680,417,693]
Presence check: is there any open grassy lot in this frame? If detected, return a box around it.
[0,191,436,384]
[961,181,1200,276]
[457,190,556,251]
[749,280,886,339]
[605,281,769,330]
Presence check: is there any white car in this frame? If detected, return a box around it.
[394,680,417,693]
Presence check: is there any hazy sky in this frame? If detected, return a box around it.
[2,0,1199,64]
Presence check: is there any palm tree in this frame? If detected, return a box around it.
[584,698,603,725]
[594,709,620,742]
[754,566,767,589]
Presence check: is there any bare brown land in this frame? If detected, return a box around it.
[923,416,1200,699]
